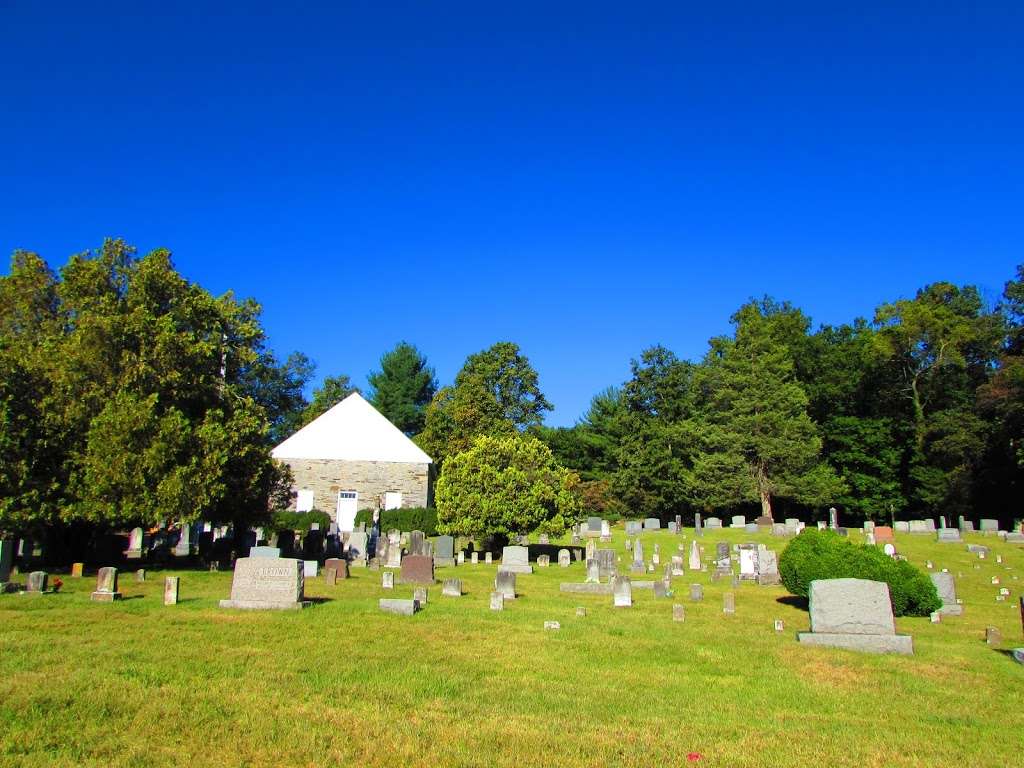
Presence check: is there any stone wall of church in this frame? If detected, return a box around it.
[279,459,431,519]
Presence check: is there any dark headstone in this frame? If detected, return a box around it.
[399,554,435,585]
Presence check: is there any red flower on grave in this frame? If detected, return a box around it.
[52,577,63,593]
[686,753,702,762]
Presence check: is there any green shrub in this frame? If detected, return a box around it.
[270,508,332,534]
[353,507,439,535]
[779,528,940,616]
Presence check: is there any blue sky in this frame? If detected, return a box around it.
[2,2,1022,425]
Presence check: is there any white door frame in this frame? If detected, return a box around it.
[336,490,358,531]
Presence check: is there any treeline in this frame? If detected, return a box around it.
[3,240,1022,540]
[534,279,1024,525]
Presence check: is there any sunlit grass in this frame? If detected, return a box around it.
[2,526,1022,767]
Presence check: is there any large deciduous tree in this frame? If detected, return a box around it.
[418,341,551,466]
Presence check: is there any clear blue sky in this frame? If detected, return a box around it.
[2,2,1022,425]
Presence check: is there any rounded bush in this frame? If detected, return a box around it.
[779,528,941,616]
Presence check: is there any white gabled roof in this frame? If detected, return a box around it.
[271,392,432,464]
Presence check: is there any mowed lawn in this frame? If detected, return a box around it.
[2,527,1023,768]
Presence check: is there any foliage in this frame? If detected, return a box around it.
[697,301,845,518]
[435,434,581,539]
[367,341,437,435]
[0,240,303,533]
[269,508,332,534]
[418,341,551,466]
[353,506,439,535]
[779,529,941,616]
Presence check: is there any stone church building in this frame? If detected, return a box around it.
[271,392,433,530]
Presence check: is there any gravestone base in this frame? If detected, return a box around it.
[559,583,612,594]
[937,604,964,616]
[379,598,419,616]
[497,565,533,574]
[219,598,311,610]
[91,591,123,602]
[434,558,456,568]
[797,632,913,655]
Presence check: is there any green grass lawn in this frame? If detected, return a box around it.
[2,526,1023,768]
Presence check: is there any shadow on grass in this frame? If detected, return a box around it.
[993,648,1024,664]
[305,596,334,605]
[775,595,808,611]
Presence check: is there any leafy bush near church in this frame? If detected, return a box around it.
[435,434,583,539]
[270,509,332,534]
[779,528,941,616]
[354,507,439,535]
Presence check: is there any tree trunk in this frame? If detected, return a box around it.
[760,489,773,521]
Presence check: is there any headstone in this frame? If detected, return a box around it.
[936,528,961,543]
[499,546,533,574]
[714,542,731,573]
[756,548,781,586]
[585,559,600,583]
[985,626,1001,645]
[495,570,516,600]
[596,549,616,578]
[673,604,685,622]
[485,552,493,565]
[71,562,84,578]
[382,571,394,589]
[689,584,703,601]
[544,621,561,631]
[347,531,369,567]
[174,525,191,557]
[625,521,642,536]
[961,520,975,532]
[558,549,571,567]
[399,554,434,585]
[457,551,465,565]
[797,578,913,654]
[537,554,550,568]
[739,546,757,581]
[601,520,611,537]
[587,516,602,537]
[730,515,746,529]
[442,578,462,597]
[688,540,701,571]
[908,520,930,534]
[324,568,337,586]
[26,571,47,592]
[490,591,504,611]
[91,567,122,602]
[409,530,427,556]
[379,598,419,616]
[413,586,428,606]
[219,557,309,610]
[694,513,702,536]
[675,515,682,530]
[612,575,632,607]
[653,581,667,599]
[325,558,349,579]
[828,507,838,529]
[671,555,685,577]
[772,523,787,536]
[538,533,549,546]
[643,517,661,530]
[894,521,910,533]
[723,591,736,614]
[471,552,479,565]
[135,568,146,583]
[434,535,456,567]
[303,560,318,578]
[774,619,784,632]
[704,517,722,530]
[586,539,597,561]
[874,526,894,542]
[576,606,586,617]
[745,523,759,534]
[126,527,144,558]
[164,576,179,605]
[930,573,963,616]
[817,521,827,530]
[633,540,645,569]
[384,530,403,568]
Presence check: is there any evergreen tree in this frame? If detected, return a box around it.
[367,341,437,435]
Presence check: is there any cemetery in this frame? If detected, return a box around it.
[2,520,1023,767]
